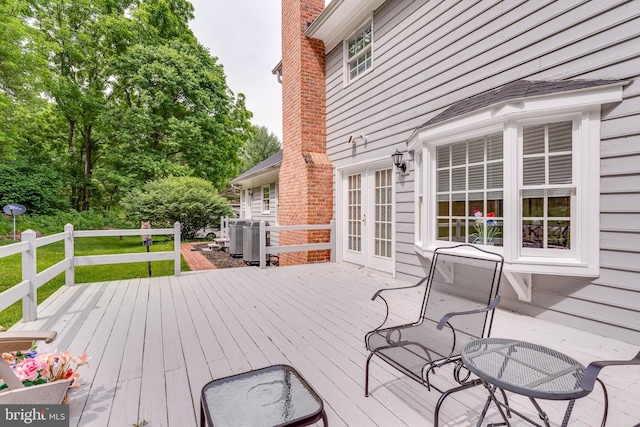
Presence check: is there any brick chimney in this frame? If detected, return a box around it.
[279,0,333,265]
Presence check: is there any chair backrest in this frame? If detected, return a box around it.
[421,245,504,343]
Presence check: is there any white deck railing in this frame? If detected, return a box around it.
[259,220,336,269]
[0,222,181,322]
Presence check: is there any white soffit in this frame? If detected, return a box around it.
[306,0,387,52]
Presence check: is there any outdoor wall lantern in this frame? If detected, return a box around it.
[391,149,407,173]
[247,188,253,197]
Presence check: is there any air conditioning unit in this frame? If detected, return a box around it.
[228,220,249,257]
[243,221,270,265]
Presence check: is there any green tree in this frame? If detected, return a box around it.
[121,176,233,239]
[103,40,253,195]
[31,0,136,210]
[0,0,254,213]
[0,0,49,160]
[240,126,281,172]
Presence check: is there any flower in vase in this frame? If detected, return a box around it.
[470,210,501,244]
[1,346,89,391]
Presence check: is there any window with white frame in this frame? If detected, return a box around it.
[262,185,270,214]
[410,83,624,276]
[344,19,373,84]
[436,133,504,246]
[521,122,573,252]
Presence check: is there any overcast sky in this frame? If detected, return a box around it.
[188,1,332,143]
[188,1,283,141]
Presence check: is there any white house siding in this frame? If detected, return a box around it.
[324,0,640,344]
[245,183,279,246]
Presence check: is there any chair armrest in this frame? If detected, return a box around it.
[0,331,57,353]
[436,295,501,330]
[580,350,640,392]
[371,276,428,301]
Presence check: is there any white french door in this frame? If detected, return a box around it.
[342,164,394,273]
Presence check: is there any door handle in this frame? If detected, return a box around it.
[362,214,366,225]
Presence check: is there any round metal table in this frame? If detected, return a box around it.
[461,338,601,427]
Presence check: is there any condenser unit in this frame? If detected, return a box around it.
[243,221,270,265]
[228,220,249,257]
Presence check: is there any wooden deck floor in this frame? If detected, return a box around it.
[10,263,640,427]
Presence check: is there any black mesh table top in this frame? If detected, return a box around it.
[461,338,589,401]
[200,364,326,427]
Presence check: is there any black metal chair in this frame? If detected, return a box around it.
[364,244,504,426]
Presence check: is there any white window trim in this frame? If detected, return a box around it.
[261,185,270,214]
[409,84,625,278]
[244,189,252,219]
[343,16,374,86]
[274,182,279,225]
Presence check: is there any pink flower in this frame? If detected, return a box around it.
[58,351,72,364]
[14,358,44,382]
[73,353,91,367]
[36,353,56,366]
[68,372,81,388]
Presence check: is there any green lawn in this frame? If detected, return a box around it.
[0,236,190,328]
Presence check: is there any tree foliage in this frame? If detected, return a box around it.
[121,176,233,239]
[104,40,252,190]
[0,0,254,215]
[241,126,281,172]
[0,160,70,215]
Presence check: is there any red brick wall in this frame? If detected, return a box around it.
[279,0,333,265]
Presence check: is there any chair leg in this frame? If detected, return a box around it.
[597,378,609,427]
[321,409,328,426]
[434,379,483,427]
[365,352,374,397]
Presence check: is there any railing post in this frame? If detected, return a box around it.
[330,219,336,262]
[64,223,75,286]
[21,230,37,322]
[174,221,181,276]
[259,220,266,269]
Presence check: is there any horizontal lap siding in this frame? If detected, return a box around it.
[324,0,640,343]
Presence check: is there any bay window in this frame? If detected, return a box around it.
[409,82,625,276]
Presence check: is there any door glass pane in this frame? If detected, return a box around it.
[374,169,392,258]
[347,174,362,252]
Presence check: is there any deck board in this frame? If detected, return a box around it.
[8,263,640,427]
[139,276,168,427]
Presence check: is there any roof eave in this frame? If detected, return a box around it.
[408,80,628,151]
[230,163,282,186]
[305,0,387,52]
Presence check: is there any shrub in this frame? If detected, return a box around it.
[121,176,233,239]
[0,161,69,215]
[0,211,138,238]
